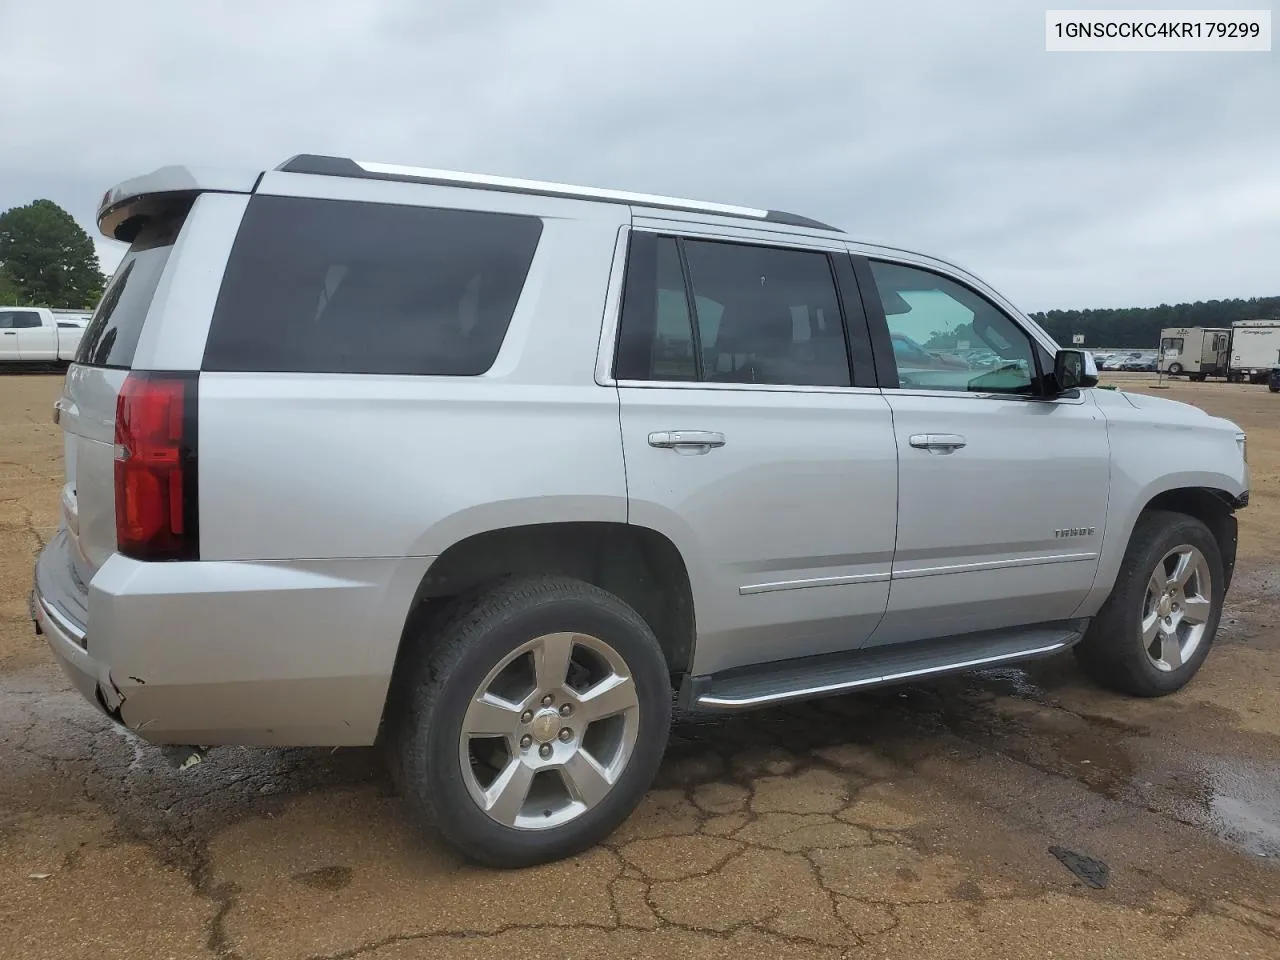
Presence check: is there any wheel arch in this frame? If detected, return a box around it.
[386,522,697,716]
[1076,480,1244,620]
[1139,487,1241,590]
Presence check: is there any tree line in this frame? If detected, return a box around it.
[1029,297,1280,349]
[0,199,105,309]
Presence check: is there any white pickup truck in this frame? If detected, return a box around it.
[0,307,86,365]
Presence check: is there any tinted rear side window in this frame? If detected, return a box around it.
[77,203,189,369]
[203,195,543,376]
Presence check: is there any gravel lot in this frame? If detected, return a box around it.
[2,372,1278,959]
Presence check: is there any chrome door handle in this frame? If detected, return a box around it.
[909,433,967,451]
[648,430,726,450]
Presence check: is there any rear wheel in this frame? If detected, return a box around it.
[1168,362,1183,375]
[391,576,672,867]
[1074,510,1223,697]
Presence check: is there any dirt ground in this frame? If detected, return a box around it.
[2,372,1278,960]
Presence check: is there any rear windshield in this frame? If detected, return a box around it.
[77,206,188,369]
[202,195,543,376]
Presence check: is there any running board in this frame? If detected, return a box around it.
[684,621,1087,711]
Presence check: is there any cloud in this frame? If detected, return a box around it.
[2,0,1276,310]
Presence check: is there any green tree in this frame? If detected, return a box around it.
[0,265,25,305]
[0,199,105,309]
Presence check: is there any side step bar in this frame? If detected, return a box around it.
[684,621,1088,711]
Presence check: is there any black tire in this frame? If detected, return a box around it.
[390,575,672,868]
[1168,362,1183,375]
[1270,385,1280,394]
[1074,510,1224,697]
[1189,374,1206,382]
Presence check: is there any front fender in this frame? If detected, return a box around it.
[1076,391,1247,615]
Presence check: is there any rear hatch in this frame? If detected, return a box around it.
[59,206,191,589]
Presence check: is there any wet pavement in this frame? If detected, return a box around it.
[4,595,1280,960]
[2,373,1280,959]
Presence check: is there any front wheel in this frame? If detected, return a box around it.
[391,576,672,868]
[1074,510,1223,697]
[1168,362,1183,375]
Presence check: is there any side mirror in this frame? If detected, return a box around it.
[1052,349,1099,393]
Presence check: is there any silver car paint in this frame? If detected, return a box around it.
[59,364,128,578]
[1071,387,1247,618]
[620,382,899,675]
[34,162,1250,747]
[866,389,1110,647]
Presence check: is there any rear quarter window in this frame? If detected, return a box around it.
[77,204,189,369]
[202,195,543,376]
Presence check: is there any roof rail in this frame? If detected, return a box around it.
[275,155,841,232]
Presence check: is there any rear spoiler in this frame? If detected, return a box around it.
[97,165,263,242]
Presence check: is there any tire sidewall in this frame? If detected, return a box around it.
[407,592,671,866]
[1115,516,1224,693]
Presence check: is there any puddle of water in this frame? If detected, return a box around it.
[1190,759,1280,858]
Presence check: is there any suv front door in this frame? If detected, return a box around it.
[610,228,898,676]
[854,255,1110,647]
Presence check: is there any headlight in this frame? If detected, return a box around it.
[1236,432,1248,464]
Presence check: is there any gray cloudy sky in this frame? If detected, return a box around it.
[2,0,1276,310]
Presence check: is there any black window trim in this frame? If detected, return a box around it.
[852,253,1062,401]
[674,238,705,383]
[609,228,878,391]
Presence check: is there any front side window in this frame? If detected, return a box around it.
[1161,337,1185,352]
[868,260,1037,394]
[615,233,852,387]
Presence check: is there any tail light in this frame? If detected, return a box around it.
[114,372,199,561]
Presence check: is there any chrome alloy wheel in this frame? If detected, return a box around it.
[1142,545,1212,672]
[458,632,640,830]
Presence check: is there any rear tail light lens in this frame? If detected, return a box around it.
[114,372,198,561]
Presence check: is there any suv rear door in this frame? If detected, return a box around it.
[610,224,898,677]
[0,311,20,359]
[14,310,56,359]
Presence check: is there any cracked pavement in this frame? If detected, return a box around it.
[2,373,1279,959]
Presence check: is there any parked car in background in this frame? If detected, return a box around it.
[1100,352,1147,371]
[889,332,969,373]
[33,153,1249,869]
[0,307,86,366]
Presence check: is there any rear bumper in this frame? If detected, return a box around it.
[32,530,433,747]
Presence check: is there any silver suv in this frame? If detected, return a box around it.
[32,155,1249,867]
